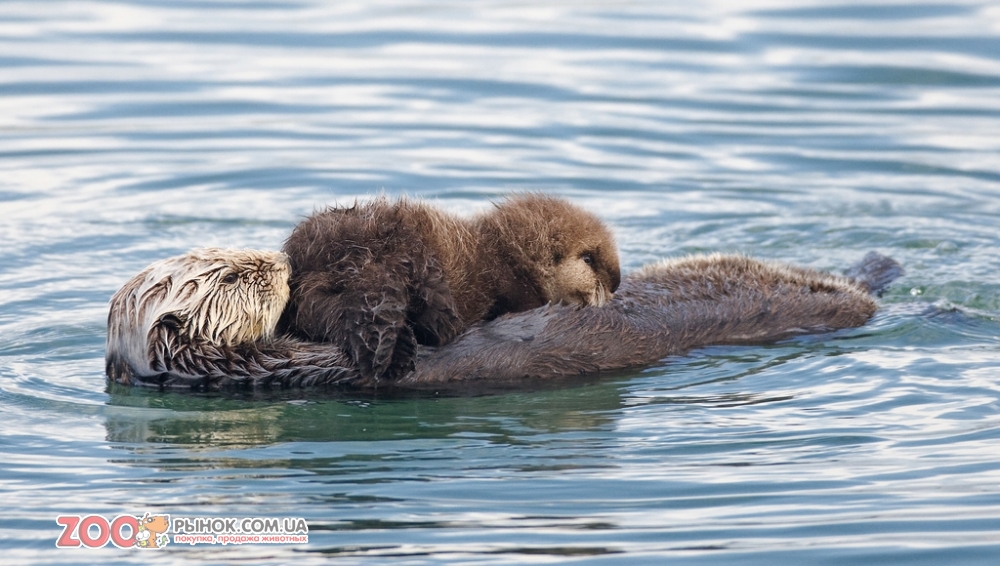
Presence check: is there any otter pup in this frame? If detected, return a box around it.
[106,249,902,391]
[279,194,621,382]
[106,248,355,388]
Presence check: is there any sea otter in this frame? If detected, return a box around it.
[105,248,353,387]
[279,194,621,382]
[402,252,903,387]
[105,248,902,391]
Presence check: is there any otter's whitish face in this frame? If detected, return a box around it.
[107,248,291,371]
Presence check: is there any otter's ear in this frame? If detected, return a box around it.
[147,312,187,372]
[157,313,185,331]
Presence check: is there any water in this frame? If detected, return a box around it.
[2,0,1000,563]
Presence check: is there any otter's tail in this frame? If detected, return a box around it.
[844,251,904,297]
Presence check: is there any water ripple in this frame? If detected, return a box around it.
[2,1,1000,564]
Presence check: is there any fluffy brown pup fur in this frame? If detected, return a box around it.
[279,194,620,382]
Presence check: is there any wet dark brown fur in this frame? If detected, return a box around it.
[107,251,902,391]
[403,252,899,387]
[279,194,620,382]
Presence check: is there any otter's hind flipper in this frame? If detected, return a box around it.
[844,251,904,296]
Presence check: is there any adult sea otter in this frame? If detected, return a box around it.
[105,248,901,391]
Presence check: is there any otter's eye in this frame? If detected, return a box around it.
[221,272,239,285]
[581,253,594,266]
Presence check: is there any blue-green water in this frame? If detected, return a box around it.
[2,1,1000,564]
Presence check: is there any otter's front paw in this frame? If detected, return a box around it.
[350,319,417,382]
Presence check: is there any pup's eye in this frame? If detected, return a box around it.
[581,253,594,266]
[221,272,239,285]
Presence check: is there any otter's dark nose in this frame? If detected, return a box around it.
[608,268,621,293]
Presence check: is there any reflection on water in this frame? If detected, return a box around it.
[2,0,1000,564]
[102,380,625,446]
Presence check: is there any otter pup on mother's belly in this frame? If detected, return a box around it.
[279,194,621,383]
[105,249,901,390]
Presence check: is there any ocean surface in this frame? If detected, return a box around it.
[2,1,999,564]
